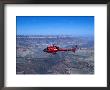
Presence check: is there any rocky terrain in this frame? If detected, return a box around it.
[16,35,94,74]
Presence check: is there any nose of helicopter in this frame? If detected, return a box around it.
[43,48,47,52]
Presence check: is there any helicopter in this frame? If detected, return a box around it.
[43,44,78,54]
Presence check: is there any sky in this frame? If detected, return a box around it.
[16,16,94,37]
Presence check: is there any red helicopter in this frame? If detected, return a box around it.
[43,44,78,54]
